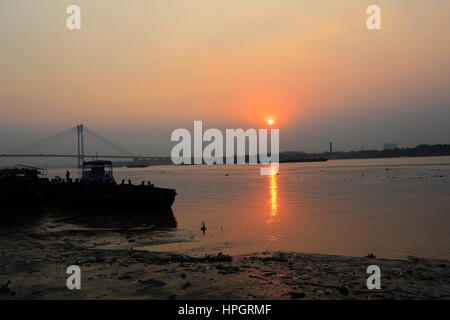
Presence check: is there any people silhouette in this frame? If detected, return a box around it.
[201,221,206,234]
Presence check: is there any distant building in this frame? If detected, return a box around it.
[384,143,398,150]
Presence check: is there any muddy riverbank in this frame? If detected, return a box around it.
[1,222,450,300]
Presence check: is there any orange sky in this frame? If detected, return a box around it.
[1,0,450,153]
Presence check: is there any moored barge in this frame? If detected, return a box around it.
[0,161,177,225]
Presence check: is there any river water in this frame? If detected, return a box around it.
[47,156,450,260]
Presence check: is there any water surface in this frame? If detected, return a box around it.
[48,156,450,260]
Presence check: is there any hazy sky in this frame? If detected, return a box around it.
[1,0,449,157]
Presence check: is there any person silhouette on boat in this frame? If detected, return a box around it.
[66,170,70,183]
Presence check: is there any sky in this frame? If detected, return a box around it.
[0,0,449,158]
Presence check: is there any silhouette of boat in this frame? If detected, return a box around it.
[0,161,177,225]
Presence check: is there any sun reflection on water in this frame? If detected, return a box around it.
[266,173,278,225]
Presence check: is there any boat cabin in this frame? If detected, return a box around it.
[81,160,116,184]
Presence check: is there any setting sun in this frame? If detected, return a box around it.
[268,119,274,125]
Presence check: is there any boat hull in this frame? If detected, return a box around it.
[0,179,177,226]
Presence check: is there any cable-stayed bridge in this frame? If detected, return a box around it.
[0,124,169,167]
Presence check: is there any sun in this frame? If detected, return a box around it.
[268,119,274,125]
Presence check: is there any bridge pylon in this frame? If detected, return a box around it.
[77,124,85,168]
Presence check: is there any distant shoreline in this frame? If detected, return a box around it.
[282,144,450,162]
[5,145,449,169]
[115,146,450,167]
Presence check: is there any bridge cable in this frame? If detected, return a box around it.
[6,126,78,154]
[83,127,135,157]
